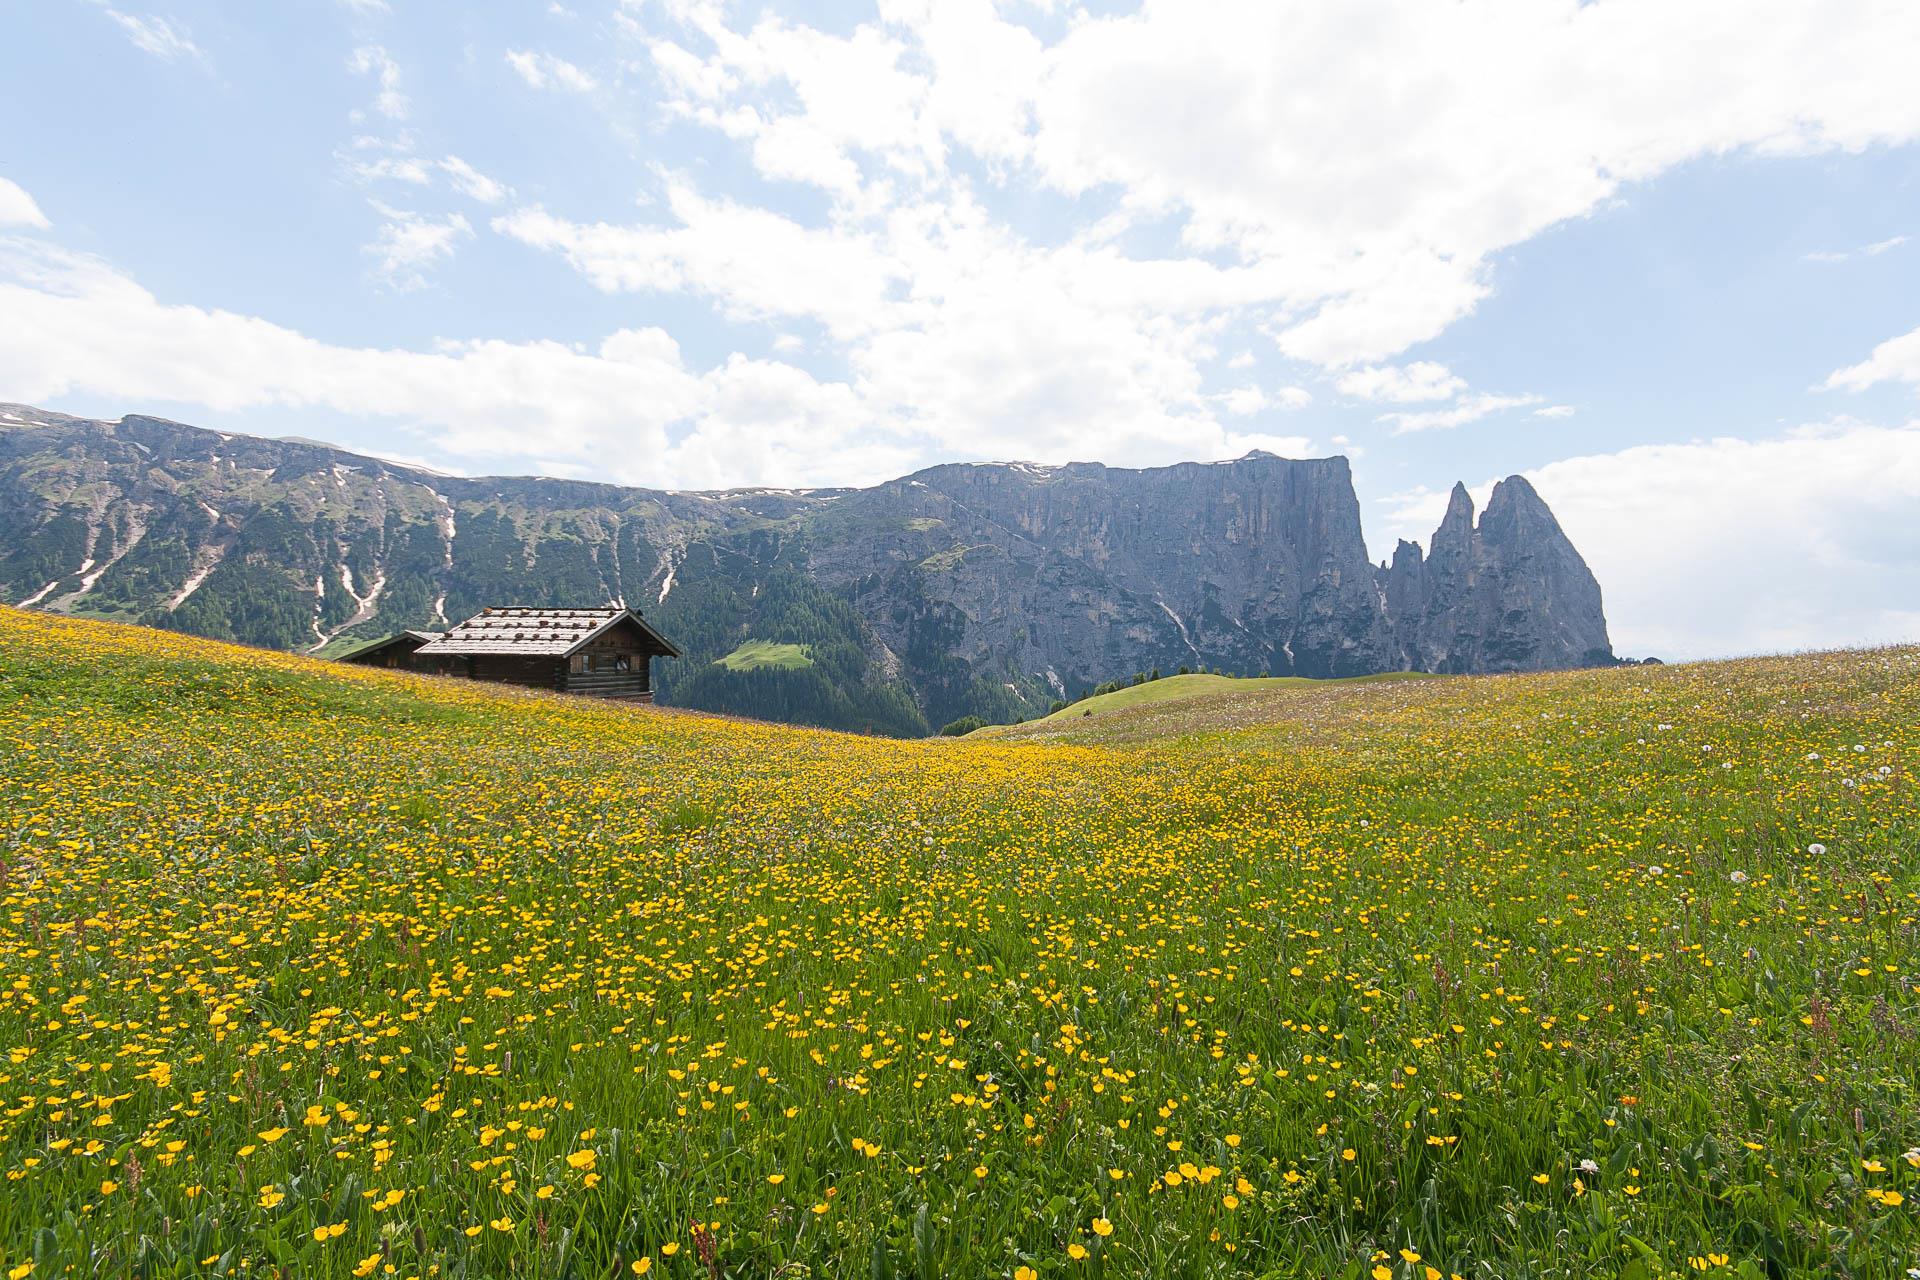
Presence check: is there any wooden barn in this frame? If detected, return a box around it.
[343,606,679,701]
[339,628,443,668]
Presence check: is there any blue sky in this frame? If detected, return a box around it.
[3,0,1918,659]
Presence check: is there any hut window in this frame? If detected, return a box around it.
[569,654,585,674]
[613,654,631,672]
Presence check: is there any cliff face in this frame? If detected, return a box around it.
[0,403,1615,732]
[1378,477,1614,673]
[800,453,1405,697]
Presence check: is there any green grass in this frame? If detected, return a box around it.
[713,638,814,670]
[918,545,974,571]
[3,604,1919,1279]
[1014,669,1442,728]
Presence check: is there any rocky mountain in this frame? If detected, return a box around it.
[0,403,1616,733]
[1380,479,1615,674]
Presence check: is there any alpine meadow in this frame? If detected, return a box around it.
[2,606,1917,1279]
[10,0,1920,1276]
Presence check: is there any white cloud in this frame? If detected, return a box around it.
[1219,386,1267,416]
[0,179,50,230]
[494,186,901,339]
[877,0,1041,165]
[364,205,473,288]
[343,153,433,186]
[648,18,940,196]
[0,238,694,475]
[497,176,1338,466]
[1523,422,1920,658]
[848,257,1222,463]
[506,50,598,93]
[0,218,1321,489]
[630,0,1920,371]
[1534,404,1577,419]
[1336,361,1467,403]
[347,46,408,120]
[1824,325,1920,394]
[661,354,919,489]
[1222,432,1315,459]
[1378,392,1543,434]
[338,0,390,13]
[0,235,950,489]
[1806,234,1908,263]
[103,10,202,62]
[1022,0,1920,366]
[1221,385,1313,416]
[1219,385,1312,415]
[438,157,509,205]
[339,147,508,206]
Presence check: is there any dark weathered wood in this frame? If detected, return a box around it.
[470,655,565,690]
[563,671,653,698]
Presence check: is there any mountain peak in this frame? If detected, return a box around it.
[1485,473,1548,515]
[1429,481,1477,556]
[1481,473,1570,546]
[1397,473,1612,673]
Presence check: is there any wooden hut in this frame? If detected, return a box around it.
[339,629,442,669]
[349,606,679,701]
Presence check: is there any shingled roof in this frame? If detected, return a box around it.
[413,606,680,658]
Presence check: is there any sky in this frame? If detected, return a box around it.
[2,0,1918,661]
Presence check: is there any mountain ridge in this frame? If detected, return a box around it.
[0,402,1617,733]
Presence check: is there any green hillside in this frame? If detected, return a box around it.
[652,554,928,736]
[1011,670,1443,730]
[715,638,814,670]
[3,605,1918,1278]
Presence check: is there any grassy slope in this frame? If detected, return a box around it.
[713,638,815,671]
[2,605,1919,1278]
[1008,670,1441,730]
